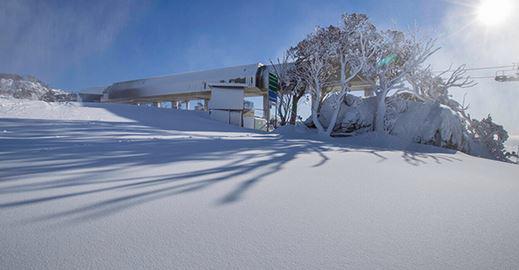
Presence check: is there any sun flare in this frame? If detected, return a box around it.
[476,0,513,26]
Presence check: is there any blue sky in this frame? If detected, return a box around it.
[0,0,447,90]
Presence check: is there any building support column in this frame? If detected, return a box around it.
[364,87,375,97]
[263,94,270,130]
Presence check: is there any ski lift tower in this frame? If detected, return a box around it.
[495,63,519,82]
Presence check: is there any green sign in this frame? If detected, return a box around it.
[268,72,279,92]
[378,53,398,67]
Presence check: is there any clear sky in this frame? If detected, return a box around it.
[0,0,445,90]
[1,0,518,132]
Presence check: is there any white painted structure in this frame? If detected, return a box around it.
[100,63,373,129]
[208,85,246,110]
[102,64,265,104]
[101,63,274,128]
[207,84,246,126]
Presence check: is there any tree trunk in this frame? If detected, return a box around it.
[374,93,386,132]
[325,90,346,136]
[277,100,286,126]
[289,98,298,125]
[312,111,325,134]
[311,90,325,134]
[324,56,348,136]
[289,92,304,125]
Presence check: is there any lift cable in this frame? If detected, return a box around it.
[438,76,495,80]
[461,65,515,72]
[434,63,519,82]
[432,64,515,73]
[468,76,496,79]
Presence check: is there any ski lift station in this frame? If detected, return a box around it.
[100,63,372,130]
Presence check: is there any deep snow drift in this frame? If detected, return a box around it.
[1,98,518,269]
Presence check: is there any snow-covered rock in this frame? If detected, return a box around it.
[0,73,71,102]
[316,93,508,160]
[318,93,375,135]
[388,100,471,152]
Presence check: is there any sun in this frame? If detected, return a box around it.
[476,0,513,26]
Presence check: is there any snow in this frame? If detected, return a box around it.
[319,93,376,134]
[1,98,519,269]
[389,100,470,152]
[0,75,69,101]
[0,98,131,122]
[318,94,504,159]
[505,134,519,151]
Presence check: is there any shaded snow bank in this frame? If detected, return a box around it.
[0,97,252,134]
[275,124,457,156]
[0,98,129,122]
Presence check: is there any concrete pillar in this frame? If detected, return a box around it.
[152,101,161,108]
[364,88,375,97]
[184,100,189,110]
[263,94,270,127]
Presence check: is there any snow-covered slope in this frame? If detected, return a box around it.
[1,98,518,269]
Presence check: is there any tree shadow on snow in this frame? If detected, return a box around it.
[0,117,461,224]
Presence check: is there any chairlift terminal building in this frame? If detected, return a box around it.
[99,63,372,129]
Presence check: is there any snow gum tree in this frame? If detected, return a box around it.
[292,13,438,135]
[407,65,477,128]
[407,65,476,105]
[269,52,300,126]
[292,26,335,134]
[285,12,511,162]
[322,14,377,136]
[292,13,376,136]
[361,30,439,133]
[472,115,509,161]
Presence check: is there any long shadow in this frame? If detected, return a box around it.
[81,102,253,133]
[0,116,461,224]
